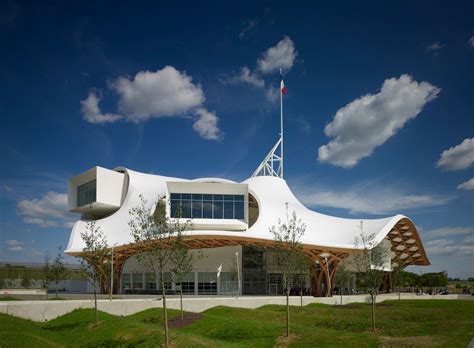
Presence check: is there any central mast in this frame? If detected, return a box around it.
[280,68,284,178]
[251,69,286,179]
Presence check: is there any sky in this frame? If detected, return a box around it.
[0,1,473,278]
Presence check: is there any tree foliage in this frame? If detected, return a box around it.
[334,263,351,305]
[51,246,67,298]
[129,195,190,347]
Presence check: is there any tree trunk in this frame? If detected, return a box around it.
[55,281,58,299]
[286,290,290,337]
[398,290,401,301]
[180,286,184,320]
[300,288,303,312]
[340,290,343,306]
[94,287,98,324]
[371,294,375,331]
[161,274,169,348]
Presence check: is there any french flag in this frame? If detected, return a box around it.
[280,72,287,95]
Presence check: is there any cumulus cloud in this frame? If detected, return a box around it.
[257,36,298,74]
[225,66,265,88]
[81,66,221,140]
[424,226,474,240]
[457,178,474,190]
[17,191,74,228]
[80,90,122,124]
[318,75,440,168]
[223,36,297,105]
[193,108,222,141]
[109,66,205,122]
[295,182,451,215]
[436,138,474,171]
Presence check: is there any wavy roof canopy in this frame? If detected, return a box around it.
[65,168,429,266]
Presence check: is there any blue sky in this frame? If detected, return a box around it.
[0,1,473,278]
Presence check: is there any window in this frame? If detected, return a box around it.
[170,193,245,220]
[145,273,156,290]
[178,272,195,294]
[121,273,131,290]
[198,272,217,295]
[220,272,238,295]
[77,180,96,207]
[132,273,143,289]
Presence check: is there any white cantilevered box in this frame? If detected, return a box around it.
[68,166,126,216]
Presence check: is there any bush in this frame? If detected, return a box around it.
[21,278,31,289]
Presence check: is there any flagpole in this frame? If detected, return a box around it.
[280,68,284,179]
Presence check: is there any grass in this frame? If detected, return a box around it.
[0,296,21,301]
[0,300,473,347]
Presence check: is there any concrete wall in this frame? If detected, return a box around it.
[1,293,472,322]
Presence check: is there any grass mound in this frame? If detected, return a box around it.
[0,299,472,347]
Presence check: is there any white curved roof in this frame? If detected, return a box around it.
[65,168,429,265]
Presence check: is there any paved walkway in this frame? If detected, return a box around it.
[1,293,472,322]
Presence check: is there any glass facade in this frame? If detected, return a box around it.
[178,272,195,294]
[132,273,143,289]
[121,273,131,290]
[198,272,217,295]
[219,272,239,295]
[242,246,268,295]
[77,180,96,207]
[170,193,244,220]
[145,273,156,290]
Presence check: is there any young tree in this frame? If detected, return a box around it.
[80,220,109,324]
[51,246,67,298]
[169,235,195,321]
[270,204,306,337]
[294,253,310,311]
[129,195,189,348]
[42,252,52,299]
[334,263,351,306]
[353,221,389,332]
[392,266,408,300]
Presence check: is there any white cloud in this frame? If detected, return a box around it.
[426,42,445,55]
[81,66,221,140]
[225,66,265,88]
[468,36,474,47]
[265,85,279,103]
[193,108,222,141]
[436,138,474,171]
[457,178,474,190]
[295,183,451,215]
[109,66,205,122]
[425,235,474,255]
[5,240,24,252]
[5,240,22,247]
[424,226,474,240]
[17,191,74,228]
[318,74,440,168]
[257,36,298,74]
[80,90,122,124]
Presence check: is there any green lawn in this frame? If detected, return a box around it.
[0,300,473,347]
